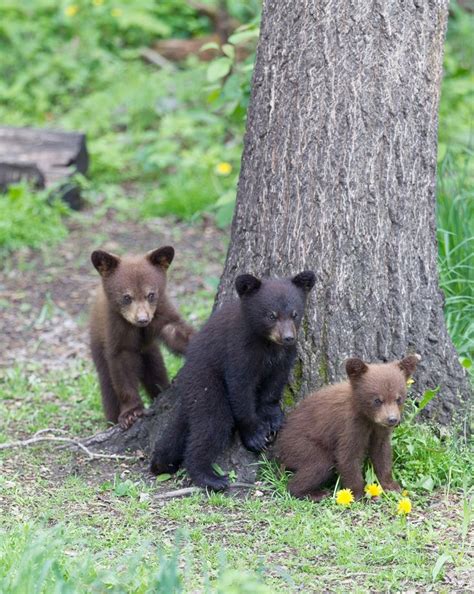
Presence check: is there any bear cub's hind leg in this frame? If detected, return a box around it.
[184,397,234,491]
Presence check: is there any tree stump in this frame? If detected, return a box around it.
[0,126,88,209]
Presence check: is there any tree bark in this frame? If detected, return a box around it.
[216,0,471,425]
[87,0,471,470]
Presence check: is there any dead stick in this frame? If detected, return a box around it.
[154,482,267,500]
[0,436,136,460]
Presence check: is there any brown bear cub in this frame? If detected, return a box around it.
[90,246,194,429]
[275,355,421,501]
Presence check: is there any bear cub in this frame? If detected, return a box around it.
[275,354,421,501]
[90,246,194,429]
[150,270,316,491]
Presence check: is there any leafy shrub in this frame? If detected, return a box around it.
[0,184,69,255]
[436,4,474,361]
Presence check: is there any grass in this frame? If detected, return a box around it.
[0,183,70,255]
[0,359,472,592]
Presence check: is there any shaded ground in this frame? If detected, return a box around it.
[1,209,226,371]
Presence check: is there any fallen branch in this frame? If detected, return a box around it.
[0,433,137,460]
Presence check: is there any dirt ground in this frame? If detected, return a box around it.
[0,209,226,372]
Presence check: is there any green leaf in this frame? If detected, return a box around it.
[207,57,232,82]
[155,473,172,483]
[460,357,472,369]
[200,42,220,52]
[417,386,440,412]
[228,29,260,45]
[417,475,435,491]
[212,463,226,477]
[432,553,451,582]
[222,44,235,60]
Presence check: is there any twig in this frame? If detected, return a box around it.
[0,435,136,460]
[154,482,266,500]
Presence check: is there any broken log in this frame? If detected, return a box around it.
[0,126,89,210]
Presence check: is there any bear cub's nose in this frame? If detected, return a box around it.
[386,416,399,427]
[136,314,150,326]
[283,335,295,345]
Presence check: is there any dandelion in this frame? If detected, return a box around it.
[64,5,79,17]
[406,378,415,386]
[402,489,409,497]
[215,162,232,176]
[92,0,104,5]
[365,483,383,498]
[336,488,354,506]
[111,8,123,17]
[397,497,412,515]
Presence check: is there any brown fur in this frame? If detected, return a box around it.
[275,355,421,501]
[89,246,194,429]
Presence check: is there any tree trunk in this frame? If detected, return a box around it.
[87,0,471,469]
[216,0,471,425]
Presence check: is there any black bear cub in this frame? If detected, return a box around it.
[275,355,421,501]
[150,271,316,490]
[90,246,194,429]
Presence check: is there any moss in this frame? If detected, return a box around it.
[284,359,303,408]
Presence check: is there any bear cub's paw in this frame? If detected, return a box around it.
[118,404,145,430]
[149,456,180,476]
[261,404,285,435]
[380,479,401,492]
[240,426,269,453]
[193,472,230,492]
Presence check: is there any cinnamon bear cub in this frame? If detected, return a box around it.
[275,355,421,501]
[150,271,316,491]
[90,246,194,429]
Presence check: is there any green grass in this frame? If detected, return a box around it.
[0,362,472,592]
[0,184,70,255]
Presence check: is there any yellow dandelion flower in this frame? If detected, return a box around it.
[215,162,232,176]
[64,5,79,17]
[336,488,354,506]
[402,489,409,497]
[111,8,123,17]
[406,378,415,386]
[92,0,104,6]
[397,497,412,515]
[365,483,383,498]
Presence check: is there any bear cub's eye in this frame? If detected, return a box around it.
[396,396,403,405]
[268,312,277,321]
[122,295,132,305]
[374,398,382,406]
[147,292,156,302]
[291,311,298,319]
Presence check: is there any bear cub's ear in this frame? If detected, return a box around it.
[398,353,421,378]
[147,246,175,269]
[235,274,262,297]
[292,270,316,292]
[346,357,369,380]
[91,250,120,277]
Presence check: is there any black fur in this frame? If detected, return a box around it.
[150,271,316,490]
